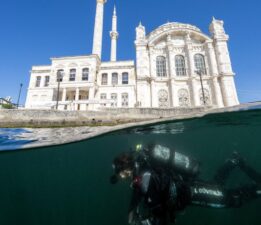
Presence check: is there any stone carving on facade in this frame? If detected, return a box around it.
[173,47,184,53]
[158,89,169,108]
[178,89,190,107]
[192,46,204,52]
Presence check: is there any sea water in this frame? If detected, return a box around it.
[0,109,261,225]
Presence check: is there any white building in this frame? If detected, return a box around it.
[25,0,239,111]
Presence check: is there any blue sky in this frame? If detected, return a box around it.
[0,0,260,105]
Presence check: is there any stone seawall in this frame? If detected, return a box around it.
[0,107,207,128]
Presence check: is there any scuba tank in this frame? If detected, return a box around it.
[149,144,200,177]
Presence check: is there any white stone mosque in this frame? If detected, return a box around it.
[25,0,239,111]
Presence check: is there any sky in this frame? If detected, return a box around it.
[0,0,261,105]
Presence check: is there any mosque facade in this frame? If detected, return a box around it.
[25,0,239,110]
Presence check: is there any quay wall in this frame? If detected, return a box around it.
[0,107,207,128]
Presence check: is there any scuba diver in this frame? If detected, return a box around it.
[110,144,261,225]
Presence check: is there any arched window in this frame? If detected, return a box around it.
[112,73,118,85]
[56,69,64,82]
[175,55,186,76]
[194,54,207,75]
[101,73,108,85]
[82,68,89,81]
[156,56,167,77]
[69,69,76,81]
[158,89,169,108]
[199,88,211,106]
[178,89,190,107]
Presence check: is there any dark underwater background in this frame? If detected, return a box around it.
[0,109,261,225]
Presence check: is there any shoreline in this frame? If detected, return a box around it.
[0,102,260,129]
[0,102,260,151]
[0,107,208,129]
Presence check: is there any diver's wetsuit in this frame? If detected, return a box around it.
[129,158,261,225]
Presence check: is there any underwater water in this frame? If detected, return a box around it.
[0,109,261,225]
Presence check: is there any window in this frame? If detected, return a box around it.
[82,68,89,81]
[102,73,108,85]
[194,54,207,75]
[57,69,64,82]
[178,89,190,107]
[112,73,118,85]
[158,90,169,108]
[100,93,107,107]
[122,93,129,107]
[175,55,186,76]
[156,56,167,77]
[69,69,76,81]
[122,72,129,85]
[199,88,211,106]
[100,93,107,99]
[35,76,41,87]
[111,93,117,107]
[44,76,50,87]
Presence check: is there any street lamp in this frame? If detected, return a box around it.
[195,70,206,106]
[56,70,64,110]
[17,83,23,109]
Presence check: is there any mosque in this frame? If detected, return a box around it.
[25,0,239,111]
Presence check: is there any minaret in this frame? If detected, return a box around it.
[110,6,119,61]
[92,0,107,59]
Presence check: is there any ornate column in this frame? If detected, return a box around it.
[206,40,223,107]
[213,77,224,107]
[185,32,195,77]
[167,34,174,107]
[220,77,229,106]
[205,40,219,76]
[191,78,200,107]
[185,33,198,106]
